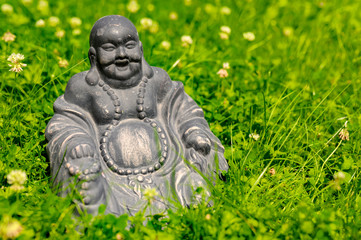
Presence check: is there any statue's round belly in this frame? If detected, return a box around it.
[106,120,162,168]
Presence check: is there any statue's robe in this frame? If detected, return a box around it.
[45,67,228,216]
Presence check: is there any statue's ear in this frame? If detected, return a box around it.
[85,47,99,86]
[139,41,143,53]
[139,41,154,79]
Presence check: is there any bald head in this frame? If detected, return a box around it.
[90,15,139,47]
[86,15,153,88]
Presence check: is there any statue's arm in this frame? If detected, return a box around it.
[61,72,103,166]
[62,72,96,158]
[154,67,211,156]
[48,72,105,208]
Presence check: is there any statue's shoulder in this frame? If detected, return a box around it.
[64,71,92,105]
[152,66,184,86]
[66,71,88,89]
[151,67,182,101]
[151,67,171,82]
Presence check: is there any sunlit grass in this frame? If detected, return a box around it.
[0,0,360,239]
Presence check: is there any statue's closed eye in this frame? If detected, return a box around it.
[101,43,116,51]
[125,41,136,49]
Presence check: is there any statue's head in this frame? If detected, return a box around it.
[86,15,153,87]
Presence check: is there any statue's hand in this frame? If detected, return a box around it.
[185,133,211,156]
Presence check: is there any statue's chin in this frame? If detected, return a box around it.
[107,120,162,169]
[101,63,142,88]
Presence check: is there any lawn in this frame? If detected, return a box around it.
[0,0,360,239]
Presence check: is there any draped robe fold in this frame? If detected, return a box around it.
[46,69,228,216]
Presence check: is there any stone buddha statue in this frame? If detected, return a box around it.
[45,15,228,216]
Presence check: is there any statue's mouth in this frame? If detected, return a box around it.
[114,59,129,67]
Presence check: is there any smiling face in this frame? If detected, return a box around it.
[94,25,142,83]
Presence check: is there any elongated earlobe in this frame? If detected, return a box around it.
[140,42,154,78]
[85,47,99,86]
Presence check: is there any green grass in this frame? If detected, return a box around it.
[1,0,361,239]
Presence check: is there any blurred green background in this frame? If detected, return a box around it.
[0,0,360,239]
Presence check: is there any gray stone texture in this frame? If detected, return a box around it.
[45,15,228,216]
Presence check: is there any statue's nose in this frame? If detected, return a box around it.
[116,46,126,58]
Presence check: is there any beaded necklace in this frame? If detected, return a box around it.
[98,76,168,179]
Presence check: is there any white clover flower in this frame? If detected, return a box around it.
[0,218,23,239]
[7,53,24,63]
[48,16,60,27]
[249,132,260,141]
[1,4,13,14]
[223,62,230,69]
[332,171,345,190]
[7,53,27,73]
[269,168,276,175]
[6,219,23,238]
[334,171,345,181]
[7,170,27,185]
[37,0,49,14]
[70,17,82,28]
[143,188,158,203]
[161,41,171,50]
[220,26,231,35]
[219,32,229,40]
[116,233,124,240]
[35,19,46,28]
[283,27,293,37]
[58,58,69,68]
[2,31,16,42]
[140,18,153,30]
[127,0,140,13]
[72,28,81,36]
[220,6,231,15]
[169,11,178,20]
[181,35,193,47]
[55,29,65,38]
[10,185,25,191]
[217,68,228,78]
[243,32,255,41]
[339,128,349,141]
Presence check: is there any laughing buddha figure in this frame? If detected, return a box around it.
[45,15,228,215]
